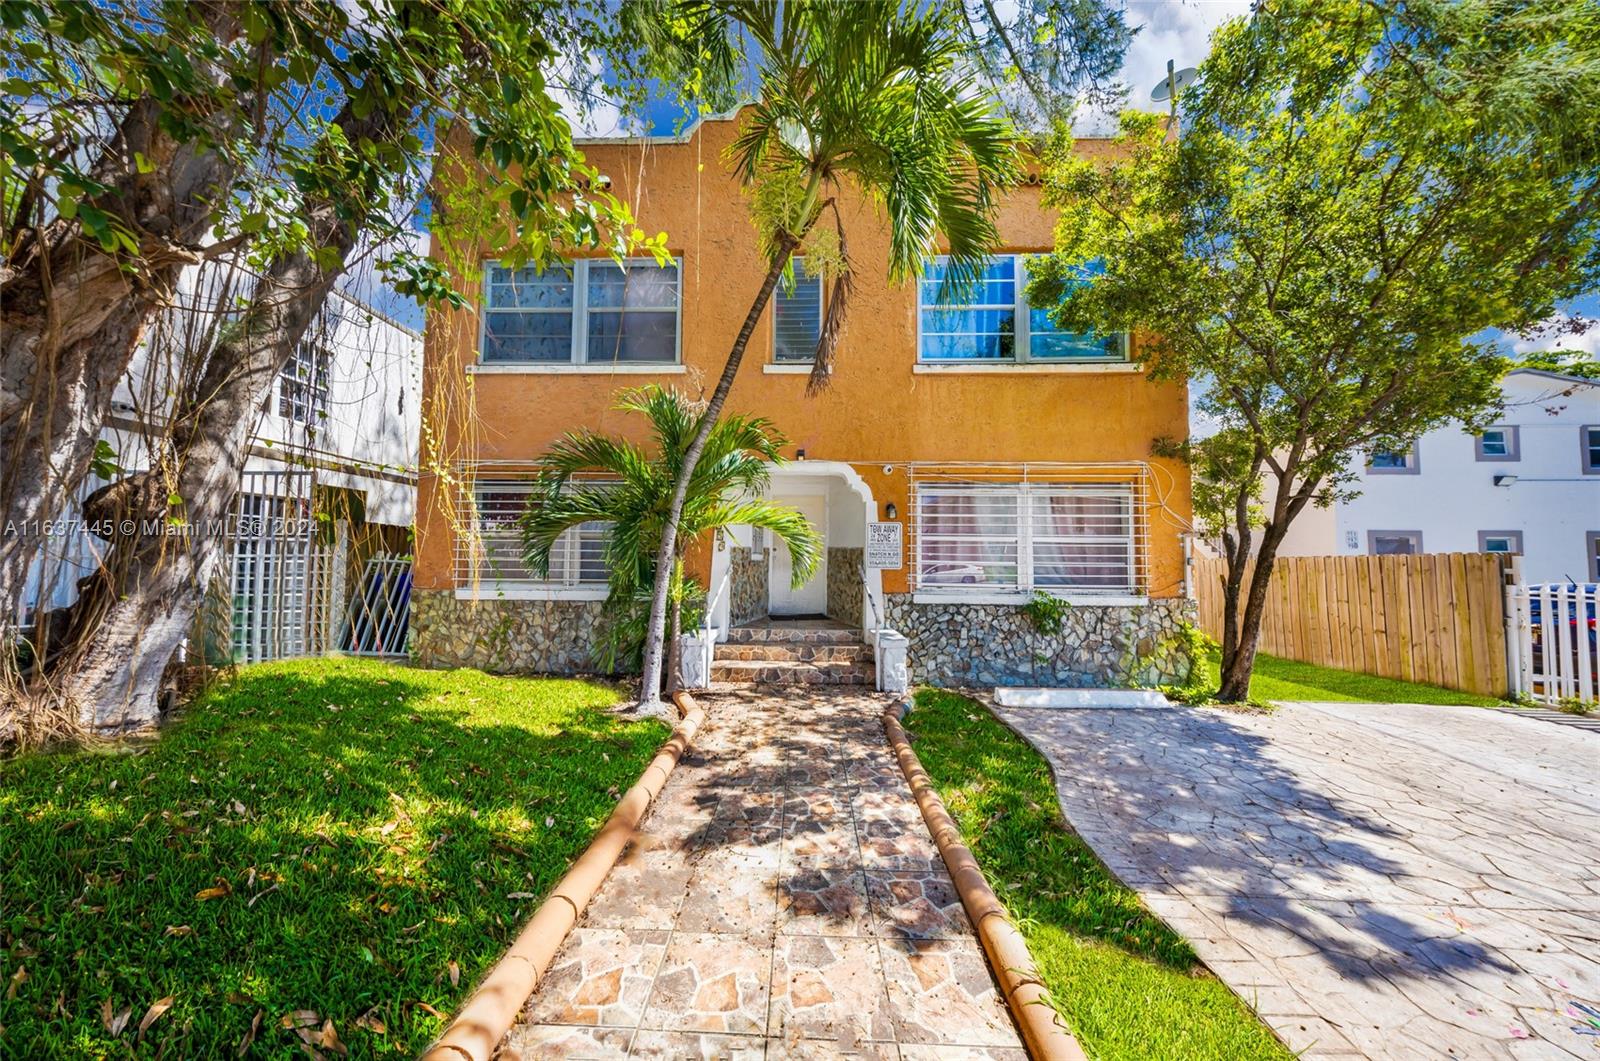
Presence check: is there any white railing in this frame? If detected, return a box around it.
[1507,582,1599,706]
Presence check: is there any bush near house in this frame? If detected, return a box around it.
[905,688,1291,1061]
[0,658,666,1057]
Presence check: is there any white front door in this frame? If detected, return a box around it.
[769,494,827,616]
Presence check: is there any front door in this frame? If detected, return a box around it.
[769,494,827,615]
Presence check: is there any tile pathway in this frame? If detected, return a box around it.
[501,688,1026,1059]
[998,698,1600,1060]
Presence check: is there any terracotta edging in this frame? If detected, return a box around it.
[882,701,1088,1061]
[422,692,707,1061]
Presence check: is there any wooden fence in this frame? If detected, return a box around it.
[1193,553,1510,698]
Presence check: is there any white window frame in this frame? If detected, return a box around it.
[278,340,331,427]
[457,480,611,600]
[478,257,682,367]
[912,482,1141,602]
[916,254,1130,365]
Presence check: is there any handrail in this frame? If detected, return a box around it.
[703,548,734,636]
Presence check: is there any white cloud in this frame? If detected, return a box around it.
[1078,0,1254,133]
[545,55,631,139]
[1511,313,1600,356]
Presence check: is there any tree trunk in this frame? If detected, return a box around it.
[52,104,388,731]
[1216,517,1291,702]
[636,233,801,709]
[0,7,244,635]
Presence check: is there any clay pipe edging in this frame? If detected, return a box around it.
[881,700,1088,1061]
[421,691,707,1061]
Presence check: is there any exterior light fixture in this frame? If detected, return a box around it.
[1493,474,1518,487]
[795,448,806,461]
[885,502,898,520]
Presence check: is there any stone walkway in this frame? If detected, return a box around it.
[998,699,1600,1060]
[501,688,1025,1059]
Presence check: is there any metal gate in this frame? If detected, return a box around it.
[1506,582,1599,706]
[229,470,336,664]
[341,553,411,656]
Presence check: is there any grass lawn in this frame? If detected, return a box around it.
[1192,649,1506,707]
[0,657,667,1059]
[904,688,1291,1061]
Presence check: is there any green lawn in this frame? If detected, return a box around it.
[904,689,1291,1061]
[0,657,667,1059]
[1193,650,1506,706]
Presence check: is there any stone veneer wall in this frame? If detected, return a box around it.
[825,547,864,628]
[883,595,1198,689]
[727,546,768,627]
[410,589,609,674]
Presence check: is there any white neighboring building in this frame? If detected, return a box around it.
[23,267,422,662]
[1276,368,1600,582]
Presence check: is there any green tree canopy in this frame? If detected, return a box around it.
[1032,0,1600,700]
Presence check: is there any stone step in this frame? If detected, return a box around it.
[726,624,861,645]
[714,642,871,663]
[710,659,876,685]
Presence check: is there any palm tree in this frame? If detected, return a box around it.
[519,385,822,691]
[627,0,1021,710]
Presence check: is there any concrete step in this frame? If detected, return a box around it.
[714,642,872,663]
[726,624,861,645]
[710,659,877,685]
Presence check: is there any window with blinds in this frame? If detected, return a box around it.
[913,483,1138,595]
[459,482,611,588]
[773,257,823,363]
[480,259,680,365]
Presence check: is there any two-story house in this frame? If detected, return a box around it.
[1275,367,1599,583]
[412,112,1196,689]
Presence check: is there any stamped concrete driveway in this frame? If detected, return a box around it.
[996,700,1600,1060]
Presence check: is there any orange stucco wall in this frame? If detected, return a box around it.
[416,115,1192,599]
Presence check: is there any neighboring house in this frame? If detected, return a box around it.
[412,112,1196,689]
[1274,368,1600,582]
[21,267,422,663]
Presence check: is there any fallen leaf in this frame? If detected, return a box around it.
[282,1009,322,1030]
[447,961,459,987]
[231,799,247,816]
[317,1019,349,1056]
[163,925,194,938]
[102,997,114,1032]
[137,995,174,1040]
[354,1008,387,1035]
[506,892,536,900]
[6,965,25,999]
[379,821,398,836]
[236,1009,263,1056]
[1509,1024,1529,1039]
[413,1000,447,1020]
[110,1003,134,1036]
[195,879,232,901]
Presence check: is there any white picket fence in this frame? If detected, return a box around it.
[1506,582,1599,706]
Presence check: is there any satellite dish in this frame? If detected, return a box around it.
[1151,67,1198,102]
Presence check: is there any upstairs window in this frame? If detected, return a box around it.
[480,259,680,365]
[1367,446,1418,474]
[1583,425,1600,475]
[1475,426,1519,462]
[914,483,1139,596]
[278,341,330,428]
[918,255,1127,364]
[773,257,824,363]
[462,482,611,589]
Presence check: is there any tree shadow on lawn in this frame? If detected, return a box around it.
[0,659,667,1058]
[995,701,1517,987]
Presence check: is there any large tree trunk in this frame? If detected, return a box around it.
[636,233,800,709]
[50,105,387,731]
[0,5,244,637]
[1215,467,1320,703]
